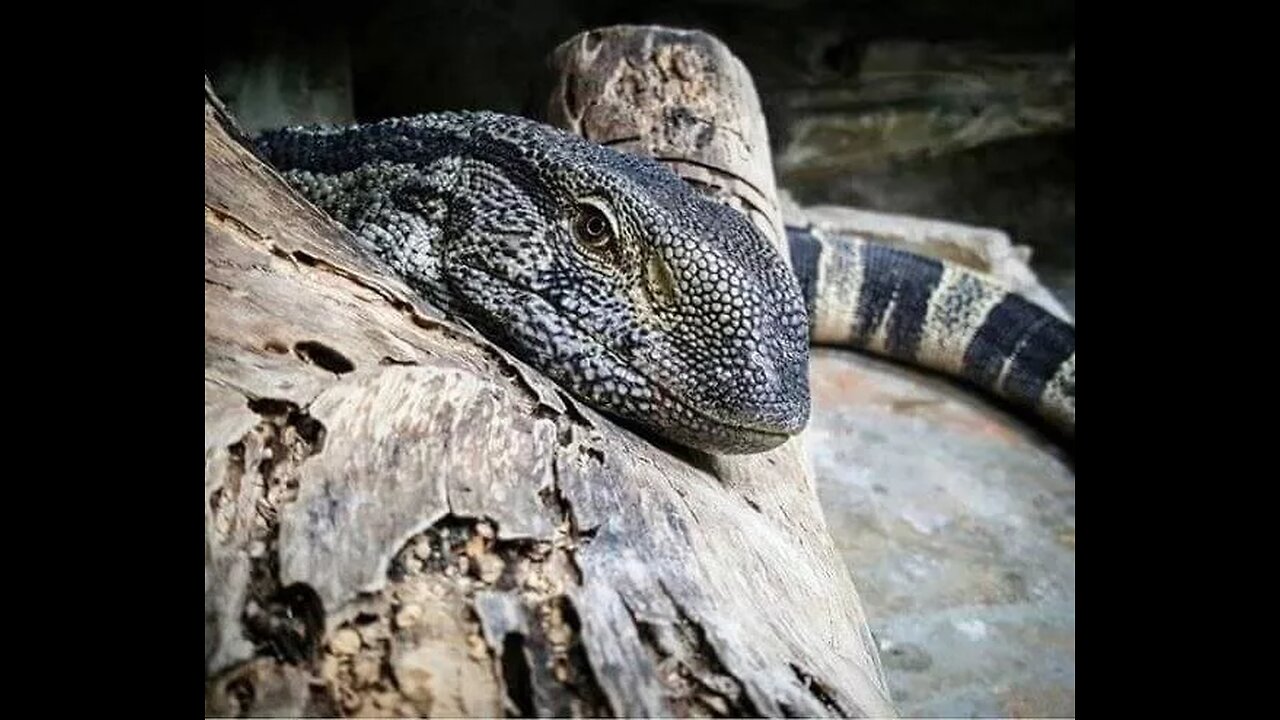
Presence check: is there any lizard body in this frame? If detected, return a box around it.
[788,226,1075,434]
[254,111,1074,454]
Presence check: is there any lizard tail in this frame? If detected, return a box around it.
[787,224,1075,438]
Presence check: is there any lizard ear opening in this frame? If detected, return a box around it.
[646,252,679,305]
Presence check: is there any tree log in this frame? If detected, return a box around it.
[204,27,895,719]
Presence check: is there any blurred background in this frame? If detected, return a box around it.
[207,2,1075,715]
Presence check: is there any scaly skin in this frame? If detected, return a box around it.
[256,111,1075,453]
[788,225,1075,436]
[256,111,812,454]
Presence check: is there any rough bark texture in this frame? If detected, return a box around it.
[204,26,895,719]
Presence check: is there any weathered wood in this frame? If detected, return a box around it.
[205,25,895,718]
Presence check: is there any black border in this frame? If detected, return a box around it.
[34,2,1237,715]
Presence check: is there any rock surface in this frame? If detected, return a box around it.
[804,348,1075,717]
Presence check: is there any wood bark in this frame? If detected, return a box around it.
[204,26,895,718]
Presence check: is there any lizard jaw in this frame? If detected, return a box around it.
[450,263,805,454]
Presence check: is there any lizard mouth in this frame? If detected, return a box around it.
[452,263,801,453]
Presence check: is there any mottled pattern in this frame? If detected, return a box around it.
[789,226,865,345]
[787,226,822,319]
[256,112,811,454]
[255,111,1073,451]
[1038,354,1076,430]
[856,243,944,358]
[917,268,1006,376]
[787,226,1074,437]
[962,293,1074,412]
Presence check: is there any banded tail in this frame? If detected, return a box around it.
[787,225,1075,437]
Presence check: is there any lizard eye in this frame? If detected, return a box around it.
[573,202,616,249]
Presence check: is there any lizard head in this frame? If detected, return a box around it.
[440,113,811,454]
